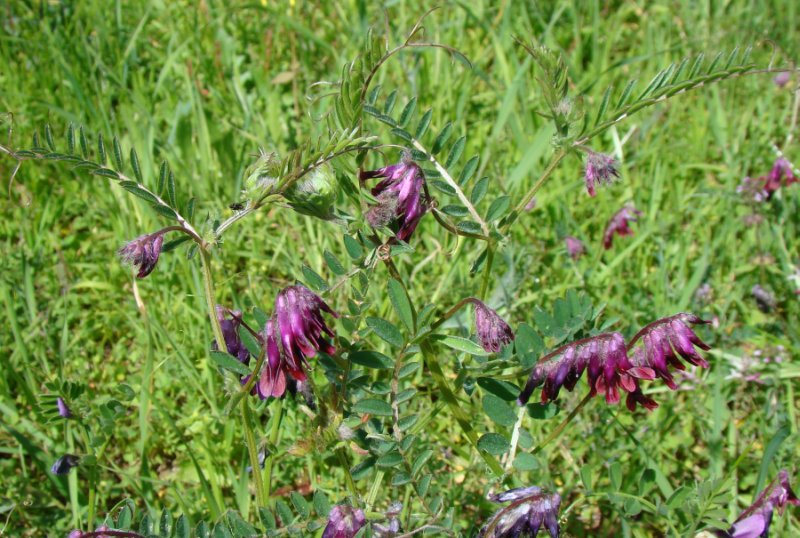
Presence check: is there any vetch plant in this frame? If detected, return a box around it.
[2,7,799,537]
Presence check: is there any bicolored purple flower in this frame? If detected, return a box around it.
[715,470,799,538]
[564,236,585,260]
[473,300,515,353]
[626,313,710,411]
[765,158,797,194]
[322,505,366,538]
[603,205,642,249]
[479,486,561,538]
[51,454,81,475]
[517,333,656,409]
[215,306,251,363]
[253,318,287,399]
[584,151,620,197]
[274,285,338,382]
[118,231,165,278]
[57,397,73,419]
[627,313,710,390]
[360,154,428,242]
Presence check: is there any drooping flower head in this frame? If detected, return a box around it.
[473,299,515,353]
[715,470,799,538]
[274,285,338,382]
[215,306,251,363]
[564,236,585,260]
[360,154,428,241]
[584,151,620,197]
[322,505,366,538]
[479,486,561,538]
[517,332,656,410]
[625,313,710,411]
[627,313,710,390]
[119,231,165,278]
[51,454,81,475]
[603,205,642,249]
[57,397,72,419]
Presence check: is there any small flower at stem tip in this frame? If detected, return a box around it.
[473,299,515,353]
[118,231,165,278]
[360,153,428,242]
[584,151,620,197]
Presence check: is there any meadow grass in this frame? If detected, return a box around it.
[0,0,798,536]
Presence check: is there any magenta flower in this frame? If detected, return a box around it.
[603,205,642,249]
[57,397,72,419]
[360,154,428,242]
[584,151,620,197]
[517,333,655,409]
[51,454,81,475]
[118,231,165,278]
[473,300,515,353]
[564,236,585,260]
[716,470,799,538]
[322,505,366,538]
[479,486,561,538]
[627,313,711,390]
[765,158,797,195]
[274,285,338,382]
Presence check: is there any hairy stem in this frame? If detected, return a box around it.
[241,399,267,510]
[200,249,225,363]
[479,245,495,300]
[503,148,567,231]
[264,399,284,501]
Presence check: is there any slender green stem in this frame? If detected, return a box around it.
[531,392,593,454]
[336,448,359,499]
[365,471,384,509]
[503,149,567,232]
[420,342,504,478]
[200,249,225,353]
[264,399,284,501]
[479,245,495,300]
[242,399,267,510]
[78,427,97,529]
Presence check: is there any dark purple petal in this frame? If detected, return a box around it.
[717,470,799,538]
[584,151,620,197]
[51,454,81,475]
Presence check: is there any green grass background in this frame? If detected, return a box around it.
[1,0,798,535]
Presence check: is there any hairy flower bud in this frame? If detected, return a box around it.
[361,154,428,242]
[584,151,620,197]
[473,300,515,353]
[284,163,339,220]
[119,231,165,278]
[51,454,81,475]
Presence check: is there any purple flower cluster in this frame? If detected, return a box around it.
[518,313,711,412]
[118,231,165,278]
[479,486,561,538]
[517,332,656,410]
[716,470,799,538]
[583,151,620,197]
[322,505,366,538]
[217,285,337,400]
[603,205,642,249]
[473,300,515,353]
[361,154,428,242]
